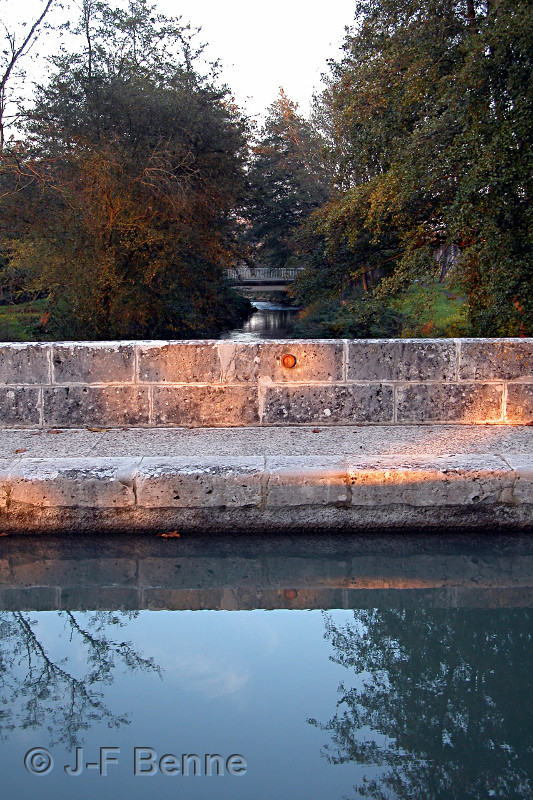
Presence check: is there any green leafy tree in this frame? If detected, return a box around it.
[296,0,532,335]
[0,0,251,339]
[246,89,331,270]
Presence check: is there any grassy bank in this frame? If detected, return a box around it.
[0,298,50,342]
[393,281,469,337]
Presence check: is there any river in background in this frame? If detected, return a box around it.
[219,301,300,340]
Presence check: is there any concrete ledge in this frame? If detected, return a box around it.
[1,425,532,532]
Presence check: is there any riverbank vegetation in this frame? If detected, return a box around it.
[288,0,532,337]
[0,0,251,340]
[0,0,531,340]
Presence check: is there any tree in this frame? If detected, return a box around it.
[0,0,57,149]
[296,0,533,335]
[246,89,331,271]
[0,0,251,339]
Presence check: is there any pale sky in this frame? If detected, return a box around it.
[157,0,356,119]
[1,0,356,122]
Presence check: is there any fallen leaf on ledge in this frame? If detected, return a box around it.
[14,448,26,454]
[159,531,181,538]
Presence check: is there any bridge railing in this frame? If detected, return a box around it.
[224,266,302,282]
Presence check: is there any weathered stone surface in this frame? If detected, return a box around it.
[8,457,139,507]
[217,342,262,383]
[52,342,135,384]
[1,499,532,533]
[138,342,220,383]
[262,384,393,424]
[506,384,533,423]
[348,455,514,507]
[219,340,343,384]
[266,456,348,506]
[135,456,263,508]
[348,340,456,382]
[0,343,50,385]
[397,383,503,423]
[0,458,12,509]
[43,386,149,427]
[153,385,259,426]
[0,387,41,427]
[459,339,533,380]
[503,454,533,504]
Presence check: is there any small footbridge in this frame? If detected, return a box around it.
[224,266,302,289]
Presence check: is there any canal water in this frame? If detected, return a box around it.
[220,301,300,340]
[1,532,532,799]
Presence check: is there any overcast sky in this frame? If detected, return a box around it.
[157,0,356,119]
[1,0,356,121]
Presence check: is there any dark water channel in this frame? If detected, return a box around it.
[219,301,300,340]
[1,532,532,800]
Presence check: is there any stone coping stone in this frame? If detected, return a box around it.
[0,426,531,532]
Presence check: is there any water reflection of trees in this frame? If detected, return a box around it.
[0,611,162,748]
[311,609,533,800]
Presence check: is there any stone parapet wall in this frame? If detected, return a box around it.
[0,338,532,428]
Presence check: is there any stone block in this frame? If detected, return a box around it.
[153,385,259,426]
[0,458,13,509]
[8,457,139,508]
[0,387,41,427]
[52,342,135,383]
[266,456,349,507]
[262,384,393,424]
[347,455,514,507]
[396,383,503,423]
[43,386,149,427]
[348,339,456,382]
[135,456,264,508]
[459,339,533,380]
[0,343,51,385]
[503,455,533,504]
[138,342,221,383]
[506,384,533,423]
[218,340,343,384]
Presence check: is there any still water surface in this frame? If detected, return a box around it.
[219,301,299,340]
[1,533,532,800]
